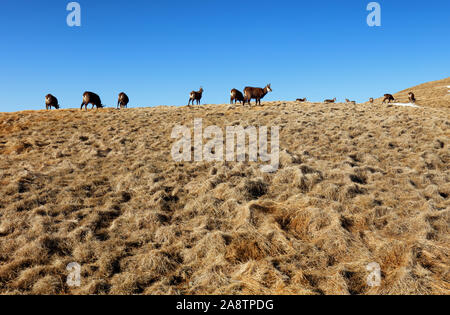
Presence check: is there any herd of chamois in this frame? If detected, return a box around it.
[44,85,417,110]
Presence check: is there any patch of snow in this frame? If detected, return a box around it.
[390,103,420,108]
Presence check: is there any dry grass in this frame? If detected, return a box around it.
[369,77,450,108]
[0,78,449,295]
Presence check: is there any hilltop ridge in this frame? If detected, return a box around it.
[0,80,448,295]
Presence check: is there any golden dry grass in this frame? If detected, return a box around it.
[370,77,450,108]
[0,78,449,295]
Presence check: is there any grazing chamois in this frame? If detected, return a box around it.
[296,98,307,102]
[81,92,104,110]
[243,84,272,106]
[324,97,336,104]
[369,98,374,104]
[382,94,395,104]
[345,99,356,105]
[230,89,245,104]
[188,87,204,106]
[45,94,60,110]
[408,92,416,104]
[117,92,129,109]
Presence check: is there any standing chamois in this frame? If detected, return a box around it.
[188,87,204,106]
[382,94,395,104]
[81,92,104,110]
[45,94,60,110]
[117,92,129,109]
[230,89,245,104]
[408,92,416,104]
[243,84,272,106]
[324,97,337,104]
[296,98,307,102]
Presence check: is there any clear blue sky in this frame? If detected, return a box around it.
[0,0,449,111]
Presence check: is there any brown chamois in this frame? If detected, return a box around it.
[230,89,245,104]
[345,99,356,105]
[188,87,204,106]
[408,92,416,104]
[369,98,374,104]
[296,98,307,102]
[243,84,272,106]
[382,94,395,104]
[81,92,104,110]
[118,92,129,109]
[45,94,60,110]
[324,97,337,104]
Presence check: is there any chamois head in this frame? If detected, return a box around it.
[265,84,272,93]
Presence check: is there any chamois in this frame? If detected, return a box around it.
[45,94,60,110]
[408,92,416,104]
[369,98,374,104]
[382,94,395,104]
[81,92,104,110]
[296,98,307,102]
[243,84,272,106]
[230,89,245,104]
[345,99,356,105]
[118,92,129,109]
[324,97,336,104]
[188,87,204,106]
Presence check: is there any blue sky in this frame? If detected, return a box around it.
[0,0,449,111]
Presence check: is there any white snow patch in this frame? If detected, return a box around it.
[390,103,420,108]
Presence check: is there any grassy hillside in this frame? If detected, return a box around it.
[0,82,449,294]
[371,77,450,108]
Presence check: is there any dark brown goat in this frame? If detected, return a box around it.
[45,94,60,110]
[117,92,129,109]
[324,97,336,104]
[243,84,272,106]
[188,87,204,106]
[230,89,245,104]
[296,98,307,102]
[408,92,416,104]
[81,92,103,110]
[382,94,395,104]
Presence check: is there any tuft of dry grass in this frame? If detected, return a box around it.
[0,78,449,295]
